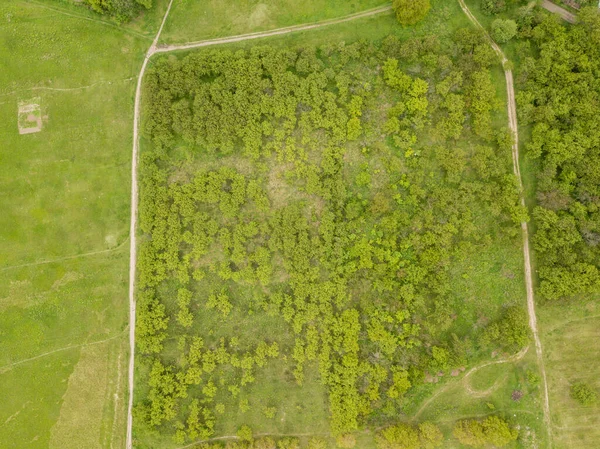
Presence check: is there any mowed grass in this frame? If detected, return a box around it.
[538,299,600,449]
[0,0,156,447]
[160,0,389,44]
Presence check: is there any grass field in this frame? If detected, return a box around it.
[159,0,389,44]
[0,0,153,447]
[538,299,600,449]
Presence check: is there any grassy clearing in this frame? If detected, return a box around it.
[160,0,389,44]
[0,0,155,447]
[538,299,600,449]
[415,348,548,448]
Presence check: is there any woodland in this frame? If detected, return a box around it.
[515,7,600,301]
[134,29,529,446]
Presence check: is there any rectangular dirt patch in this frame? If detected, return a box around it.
[18,98,43,135]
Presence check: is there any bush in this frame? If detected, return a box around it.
[481,0,506,15]
[491,19,517,43]
[336,434,356,448]
[237,425,253,442]
[453,416,518,447]
[571,382,598,406]
[392,0,431,26]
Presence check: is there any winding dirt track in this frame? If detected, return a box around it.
[412,346,530,421]
[457,0,552,444]
[126,4,393,449]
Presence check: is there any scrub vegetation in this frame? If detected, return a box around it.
[134,12,531,446]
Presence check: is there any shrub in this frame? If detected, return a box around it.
[237,425,253,442]
[491,19,517,43]
[392,0,431,26]
[571,382,598,406]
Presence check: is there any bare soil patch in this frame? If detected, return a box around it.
[18,98,43,135]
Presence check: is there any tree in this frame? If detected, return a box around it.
[453,419,486,447]
[571,382,598,406]
[491,19,517,43]
[481,416,518,447]
[453,416,518,447]
[376,423,420,449]
[392,0,431,26]
[237,425,253,442]
[418,422,443,449]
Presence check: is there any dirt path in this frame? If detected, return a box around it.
[412,346,529,421]
[541,0,577,23]
[154,5,392,54]
[126,1,175,448]
[457,0,552,443]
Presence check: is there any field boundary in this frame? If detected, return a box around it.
[457,0,552,444]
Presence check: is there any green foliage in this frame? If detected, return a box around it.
[517,10,600,301]
[307,438,327,449]
[491,19,517,43]
[376,422,443,449]
[480,306,530,351]
[237,425,253,442]
[392,0,431,26]
[83,0,151,21]
[570,382,598,406]
[137,35,520,441]
[481,0,506,15]
[453,416,518,447]
[418,422,443,449]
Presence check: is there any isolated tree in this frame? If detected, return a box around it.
[392,0,431,26]
[491,19,517,43]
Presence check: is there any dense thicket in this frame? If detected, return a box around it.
[136,32,527,443]
[452,416,518,447]
[516,9,600,300]
[83,0,151,21]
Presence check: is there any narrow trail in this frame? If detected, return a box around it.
[0,333,122,374]
[126,1,175,448]
[412,346,529,421]
[154,5,392,54]
[23,0,151,40]
[541,0,577,23]
[457,0,552,443]
[0,238,128,273]
[0,77,135,98]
